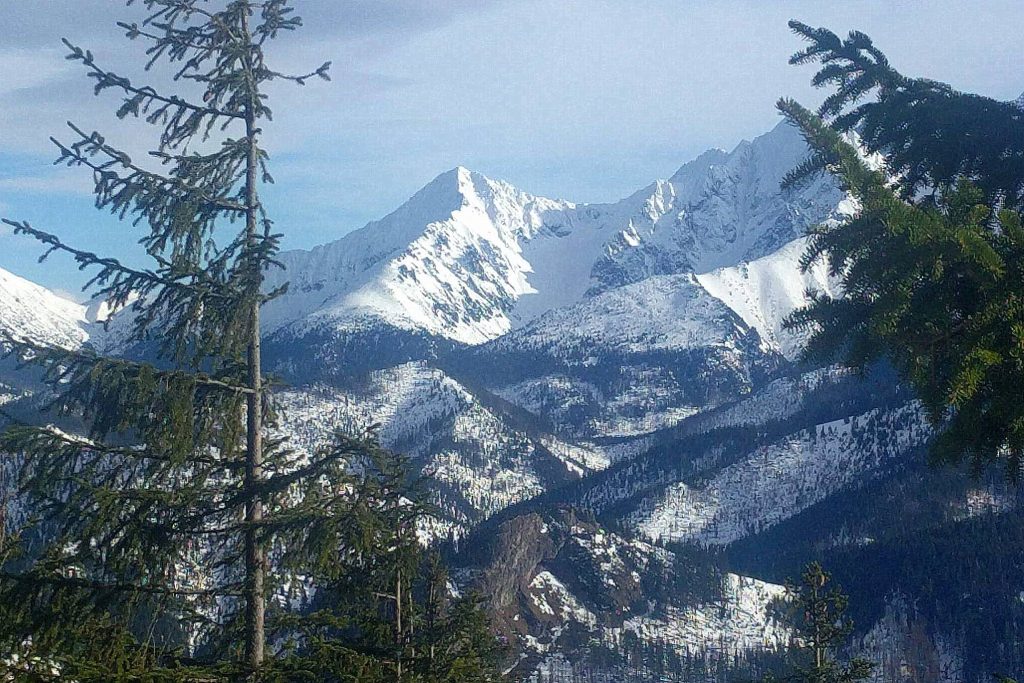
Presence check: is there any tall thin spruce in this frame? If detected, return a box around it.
[239,7,266,669]
[763,562,872,683]
[0,2,364,679]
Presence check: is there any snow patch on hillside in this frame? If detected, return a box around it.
[686,365,853,433]
[527,571,789,682]
[490,273,762,359]
[696,236,843,358]
[856,597,966,683]
[610,574,788,655]
[631,402,931,545]
[530,571,598,627]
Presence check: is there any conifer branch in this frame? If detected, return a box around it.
[62,38,243,121]
[55,123,250,214]
[0,570,243,598]
[0,335,255,396]
[2,220,236,303]
[0,423,240,470]
[266,62,332,86]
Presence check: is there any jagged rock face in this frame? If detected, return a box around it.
[469,509,660,640]
[461,508,792,681]
[477,513,562,616]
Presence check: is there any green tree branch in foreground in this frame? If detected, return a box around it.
[779,21,1024,480]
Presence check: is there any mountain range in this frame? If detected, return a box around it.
[2,119,1021,682]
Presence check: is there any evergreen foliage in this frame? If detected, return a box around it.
[276,453,505,682]
[765,562,873,682]
[778,21,1024,478]
[0,2,502,681]
[784,21,1024,209]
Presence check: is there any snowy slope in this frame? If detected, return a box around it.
[629,402,931,545]
[611,573,788,656]
[275,362,605,528]
[696,236,843,359]
[0,266,88,349]
[485,272,765,359]
[475,273,782,439]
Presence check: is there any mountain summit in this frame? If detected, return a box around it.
[261,121,846,351]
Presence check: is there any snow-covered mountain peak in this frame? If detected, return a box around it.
[255,120,848,352]
[667,122,806,199]
[589,121,845,289]
[666,146,731,188]
[0,266,89,349]
[261,167,579,344]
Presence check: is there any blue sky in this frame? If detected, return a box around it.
[1,0,1022,297]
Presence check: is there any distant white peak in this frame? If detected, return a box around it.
[0,266,89,349]
[584,119,846,295]
[667,121,806,195]
[84,291,140,325]
[418,165,573,223]
[262,166,578,344]
[445,166,577,240]
[668,147,731,187]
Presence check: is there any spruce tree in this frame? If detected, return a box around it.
[301,453,506,682]
[0,1,403,679]
[766,562,873,683]
[777,22,1024,478]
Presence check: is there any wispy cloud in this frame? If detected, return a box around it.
[0,48,71,96]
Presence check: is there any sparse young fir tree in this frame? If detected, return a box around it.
[0,1,499,680]
[302,454,506,682]
[778,21,1024,479]
[765,562,873,683]
[255,447,505,682]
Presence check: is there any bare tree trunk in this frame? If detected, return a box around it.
[396,567,403,681]
[0,465,7,553]
[240,4,266,673]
